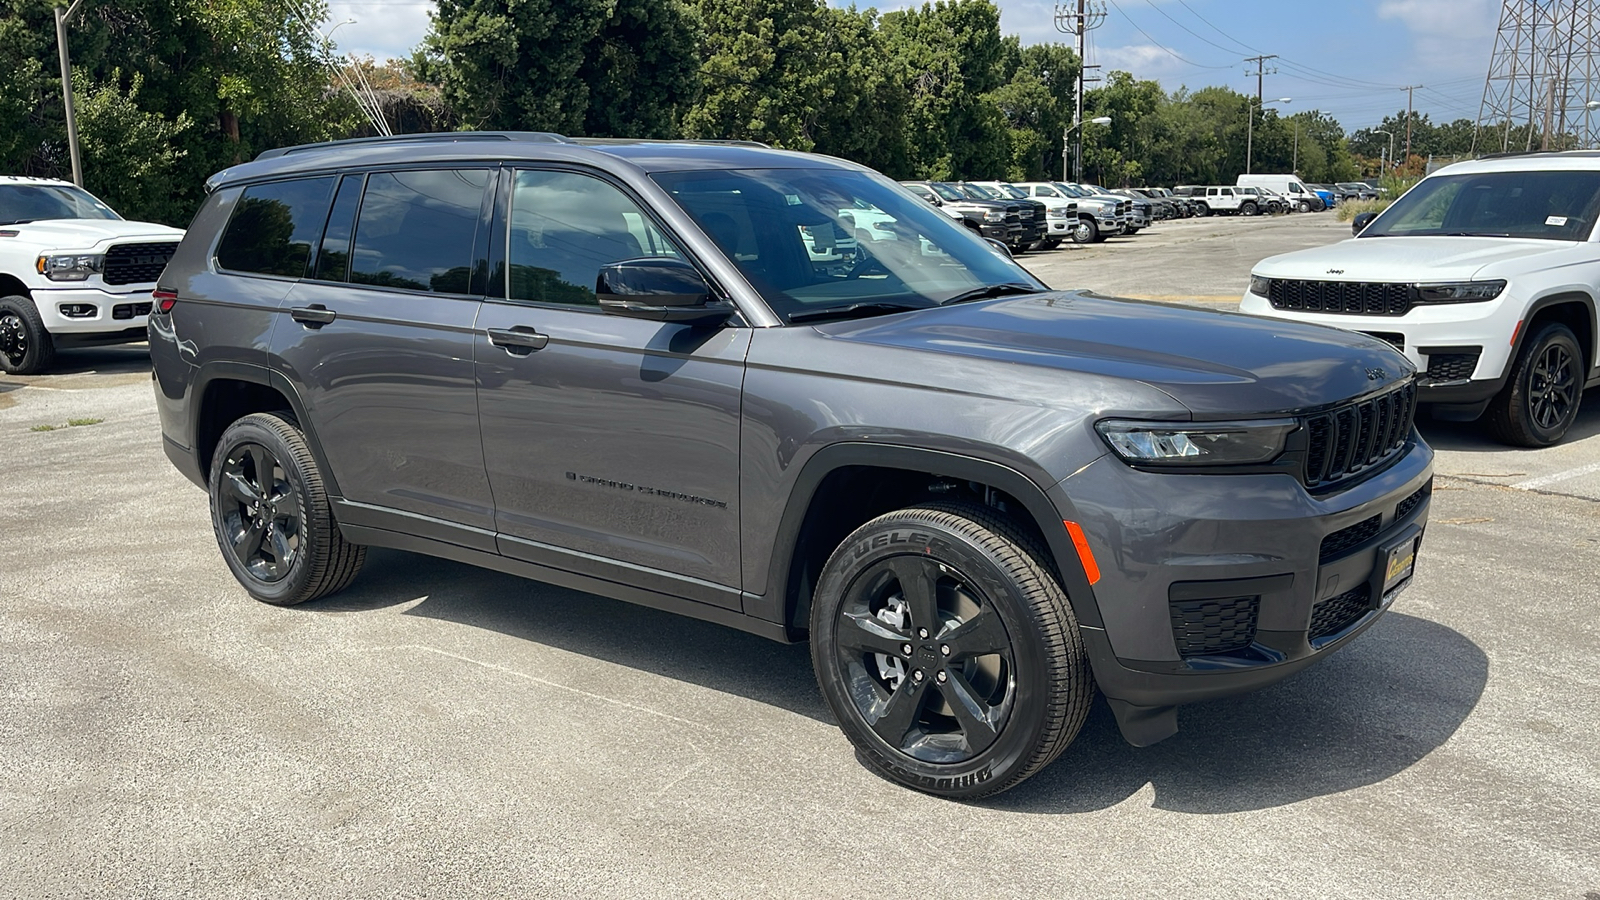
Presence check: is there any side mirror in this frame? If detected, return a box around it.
[1352,212,1378,236]
[985,237,1013,258]
[597,258,733,326]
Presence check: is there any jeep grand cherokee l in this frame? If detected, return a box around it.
[152,133,1433,798]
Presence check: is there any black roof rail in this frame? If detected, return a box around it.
[569,137,772,149]
[255,131,572,160]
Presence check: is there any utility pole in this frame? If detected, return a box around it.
[1400,84,1422,167]
[1243,55,1277,175]
[53,0,86,187]
[1054,2,1105,182]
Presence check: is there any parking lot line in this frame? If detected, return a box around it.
[1511,460,1600,490]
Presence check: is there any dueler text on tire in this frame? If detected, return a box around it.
[0,295,55,375]
[809,501,1093,799]
[1487,322,1586,447]
[208,412,367,605]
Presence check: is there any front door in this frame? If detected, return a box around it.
[474,168,749,607]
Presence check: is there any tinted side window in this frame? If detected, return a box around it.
[216,177,335,277]
[313,174,363,282]
[508,170,683,307]
[350,169,488,294]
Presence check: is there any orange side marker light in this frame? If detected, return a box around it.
[1063,520,1101,585]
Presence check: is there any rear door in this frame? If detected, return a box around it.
[271,167,497,544]
[474,167,749,606]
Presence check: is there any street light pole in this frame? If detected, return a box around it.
[1062,117,1112,182]
[53,0,86,187]
[1374,129,1394,173]
[1246,97,1290,176]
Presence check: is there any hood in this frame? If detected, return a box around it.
[1254,235,1572,282]
[5,218,184,251]
[815,291,1413,417]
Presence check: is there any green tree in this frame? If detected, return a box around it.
[988,41,1077,181]
[879,0,1010,180]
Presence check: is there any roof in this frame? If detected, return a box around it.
[0,175,79,188]
[1431,149,1600,176]
[207,132,860,192]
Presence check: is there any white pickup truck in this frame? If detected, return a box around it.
[0,176,182,374]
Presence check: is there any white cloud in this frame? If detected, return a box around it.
[1377,0,1500,75]
[324,1,435,63]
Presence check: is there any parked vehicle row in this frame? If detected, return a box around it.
[903,180,1143,250]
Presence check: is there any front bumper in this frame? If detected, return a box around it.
[1237,289,1514,403]
[1051,436,1433,715]
[31,284,154,337]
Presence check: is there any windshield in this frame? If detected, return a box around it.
[0,183,121,225]
[959,183,1002,201]
[1360,170,1600,240]
[653,168,1043,323]
[1054,183,1092,198]
[928,182,966,202]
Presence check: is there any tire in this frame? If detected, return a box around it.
[809,501,1093,799]
[209,412,366,605]
[1487,322,1586,447]
[0,295,56,375]
[1241,202,1258,217]
[1124,227,1140,235]
[1070,218,1098,244]
[1296,200,1311,213]
[1195,202,1210,217]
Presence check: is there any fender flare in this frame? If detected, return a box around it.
[190,360,343,498]
[1517,290,1598,375]
[759,442,1104,635]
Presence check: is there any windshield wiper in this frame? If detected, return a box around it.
[787,301,929,324]
[940,282,1040,305]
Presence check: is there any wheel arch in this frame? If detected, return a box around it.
[1519,291,1596,378]
[762,443,1102,641]
[192,363,342,497]
[0,274,33,301]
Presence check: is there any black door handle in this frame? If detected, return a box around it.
[290,304,337,327]
[487,326,550,355]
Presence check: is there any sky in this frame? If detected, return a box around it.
[324,0,1504,134]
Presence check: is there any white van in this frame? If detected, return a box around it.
[1237,174,1323,212]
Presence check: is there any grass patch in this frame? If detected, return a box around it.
[29,424,57,432]
[67,417,103,427]
[1337,198,1389,222]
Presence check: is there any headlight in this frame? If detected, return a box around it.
[1416,280,1506,303]
[1096,418,1298,466]
[1047,207,1069,218]
[1249,274,1272,297]
[983,210,1005,222]
[37,254,104,281]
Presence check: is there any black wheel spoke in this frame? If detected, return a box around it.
[248,446,274,497]
[867,675,933,749]
[887,556,941,636]
[233,519,265,559]
[268,522,294,567]
[941,603,1009,659]
[224,471,261,505]
[938,671,1001,755]
[838,611,909,657]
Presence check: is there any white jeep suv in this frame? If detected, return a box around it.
[0,176,183,374]
[1242,152,1600,446]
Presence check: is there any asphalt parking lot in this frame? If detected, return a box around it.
[2,215,1596,898]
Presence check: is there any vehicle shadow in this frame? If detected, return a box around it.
[1420,392,1600,450]
[988,611,1487,814]
[313,548,1486,815]
[0,345,151,384]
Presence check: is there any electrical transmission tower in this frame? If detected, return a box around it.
[1475,0,1600,153]
[1055,1,1106,182]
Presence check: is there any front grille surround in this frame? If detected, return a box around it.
[1267,279,1413,316]
[1301,382,1417,490]
[103,241,177,286]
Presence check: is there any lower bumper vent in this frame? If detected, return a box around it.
[1308,584,1372,642]
[1170,596,1259,658]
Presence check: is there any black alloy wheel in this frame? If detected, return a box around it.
[1489,322,1585,446]
[811,502,1092,799]
[209,412,366,604]
[1241,202,1259,217]
[0,295,55,375]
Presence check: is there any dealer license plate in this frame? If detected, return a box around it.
[1380,532,1420,600]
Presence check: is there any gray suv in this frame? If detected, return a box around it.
[152,133,1433,798]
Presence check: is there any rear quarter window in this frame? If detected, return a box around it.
[215,177,336,277]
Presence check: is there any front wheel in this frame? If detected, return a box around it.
[1123,227,1141,235]
[1296,200,1311,213]
[209,412,367,605]
[1241,202,1259,217]
[0,295,55,375]
[1487,322,1585,447]
[1195,202,1210,217]
[810,502,1093,799]
[1070,218,1099,244]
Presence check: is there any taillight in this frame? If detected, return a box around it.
[153,288,178,313]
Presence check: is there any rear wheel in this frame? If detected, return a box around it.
[1241,202,1259,217]
[209,412,367,605]
[1070,218,1099,244]
[1487,322,1585,447]
[810,502,1093,799]
[0,295,55,375]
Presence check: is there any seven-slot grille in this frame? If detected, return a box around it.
[1303,382,1417,489]
[103,241,177,286]
[1267,279,1412,316]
